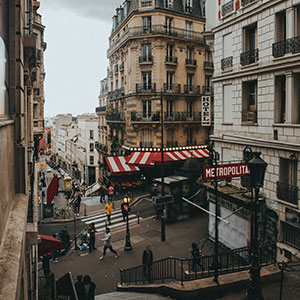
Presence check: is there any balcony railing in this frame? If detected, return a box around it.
[272,36,300,58]
[95,141,108,153]
[281,221,300,250]
[240,49,259,66]
[241,110,257,123]
[108,88,125,99]
[163,83,181,93]
[221,56,233,70]
[165,56,178,64]
[108,25,204,56]
[131,111,160,122]
[277,181,299,205]
[184,85,201,94]
[96,106,106,113]
[106,112,125,122]
[185,58,197,67]
[136,83,156,93]
[222,0,234,17]
[202,85,213,94]
[204,61,214,68]
[164,112,201,122]
[241,0,257,6]
[139,56,153,63]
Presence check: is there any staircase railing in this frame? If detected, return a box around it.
[120,242,276,286]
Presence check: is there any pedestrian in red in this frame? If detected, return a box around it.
[108,185,115,202]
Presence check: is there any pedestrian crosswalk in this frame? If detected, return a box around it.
[81,209,141,233]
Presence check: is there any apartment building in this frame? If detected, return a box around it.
[106,0,212,164]
[209,0,300,260]
[0,0,45,299]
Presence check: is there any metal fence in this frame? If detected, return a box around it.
[120,243,276,286]
[38,274,55,300]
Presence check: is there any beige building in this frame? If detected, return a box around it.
[106,0,212,155]
[0,0,46,299]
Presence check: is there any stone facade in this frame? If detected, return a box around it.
[211,0,300,261]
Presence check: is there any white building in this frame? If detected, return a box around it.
[208,0,300,261]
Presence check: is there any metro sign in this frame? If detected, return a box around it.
[203,163,250,180]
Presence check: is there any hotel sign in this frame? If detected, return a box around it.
[203,163,250,180]
[201,96,211,126]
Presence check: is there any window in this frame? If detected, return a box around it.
[185,0,193,12]
[274,75,286,123]
[142,43,152,61]
[167,44,174,59]
[242,80,257,123]
[222,33,233,70]
[89,130,94,139]
[141,0,152,7]
[275,11,286,43]
[223,84,233,123]
[34,88,40,96]
[142,71,152,89]
[241,23,258,65]
[165,0,173,8]
[166,71,174,89]
[186,21,192,38]
[293,73,300,124]
[187,101,193,119]
[166,100,174,118]
[89,143,94,152]
[33,104,38,120]
[0,38,8,116]
[142,100,152,119]
[141,129,152,147]
[187,47,193,60]
[166,17,173,34]
[187,128,193,145]
[167,129,175,146]
[187,73,193,90]
[90,156,94,165]
[142,16,152,33]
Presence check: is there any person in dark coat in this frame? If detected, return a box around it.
[42,253,51,276]
[190,242,205,272]
[121,196,130,222]
[142,245,153,282]
[88,223,96,252]
[82,275,95,300]
[74,275,85,300]
[74,191,81,216]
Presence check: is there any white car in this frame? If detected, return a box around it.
[46,167,52,173]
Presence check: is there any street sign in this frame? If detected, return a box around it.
[153,194,174,205]
[203,163,250,180]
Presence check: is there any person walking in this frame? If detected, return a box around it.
[88,223,96,252]
[74,275,85,300]
[121,196,130,222]
[99,184,106,203]
[42,253,51,277]
[82,275,95,300]
[99,228,119,260]
[190,242,205,272]
[108,185,115,202]
[104,201,113,225]
[74,191,81,216]
[142,245,153,282]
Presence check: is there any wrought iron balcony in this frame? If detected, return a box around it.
[241,110,257,123]
[106,112,125,122]
[222,0,234,17]
[202,85,213,95]
[131,111,160,122]
[272,36,300,58]
[241,0,257,6]
[165,56,178,64]
[164,112,201,122]
[221,56,233,70]
[184,85,201,94]
[163,83,181,93]
[281,221,300,250]
[277,181,299,205]
[185,58,197,67]
[204,61,214,69]
[96,106,106,113]
[136,83,156,93]
[139,56,153,64]
[240,49,259,66]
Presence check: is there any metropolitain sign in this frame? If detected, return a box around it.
[203,163,250,180]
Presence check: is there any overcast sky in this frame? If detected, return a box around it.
[39,0,122,117]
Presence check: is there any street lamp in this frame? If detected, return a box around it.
[124,196,132,251]
[246,151,267,300]
[151,90,165,242]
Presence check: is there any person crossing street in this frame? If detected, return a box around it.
[99,228,119,260]
[104,201,113,225]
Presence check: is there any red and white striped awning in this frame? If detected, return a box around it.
[105,156,140,175]
[127,149,209,167]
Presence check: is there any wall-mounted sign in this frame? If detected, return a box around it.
[203,163,250,180]
[201,96,211,126]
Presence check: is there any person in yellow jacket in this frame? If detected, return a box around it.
[105,201,113,225]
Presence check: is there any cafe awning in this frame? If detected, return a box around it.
[105,156,140,175]
[38,234,64,256]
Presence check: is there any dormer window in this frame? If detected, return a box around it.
[165,0,173,8]
[185,0,193,12]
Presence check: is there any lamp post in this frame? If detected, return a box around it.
[124,196,132,251]
[246,151,267,300]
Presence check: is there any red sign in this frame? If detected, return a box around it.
[203,163,250,180]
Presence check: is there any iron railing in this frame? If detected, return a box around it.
[222,0,234,17]
[120,243,276,286]
[184,85,201,94]
[276,181,299,205]
[139,56,153,63]
[204,61,214,68]
[95,106,106,113]
[185,58,197,66]
[164,112,201,122]
[202,85,213,94]
[221,56,233,70]
[240,48,259,66]
[165,56,178,64]
[106,112,126,122]
[136,83,156,93]
[281,221,300,250]
[38,274,55,300]
[272,36,300,58]
[241,110,257,123]
[163,83,181,93]
[241,0,257,6]
[131,111,160,122]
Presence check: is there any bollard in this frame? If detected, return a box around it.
[84,205,87,216]
[137,211,140,224]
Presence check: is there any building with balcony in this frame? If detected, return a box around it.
[209,0,300,261]
[106,0,212,158]
[0,1,46,299]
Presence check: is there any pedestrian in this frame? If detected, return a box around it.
[52,234,59,262]
[99,184,106,203]
[142,245,153,282]
[99,228,119,260]
[42,253,51,277]
[74,191,81,216]
[121,196,130,222]
[190,242,205,272]
[82,275,96,300]
[74,275,85,300]
[108,184,115,202]
[88,223,96,252]
[104,201,113,225]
